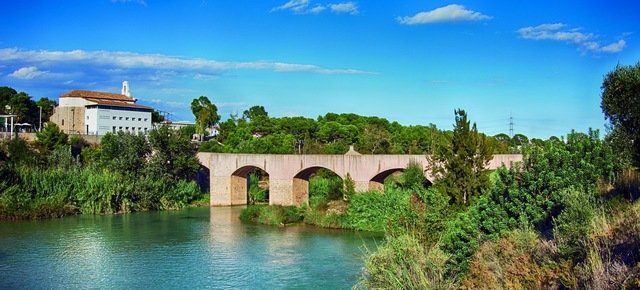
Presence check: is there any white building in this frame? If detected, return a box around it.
[51,81,153,135]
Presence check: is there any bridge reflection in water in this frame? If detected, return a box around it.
[197,152,522,206]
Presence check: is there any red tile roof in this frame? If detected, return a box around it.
[85,98,152,110]
[60,90,135,102]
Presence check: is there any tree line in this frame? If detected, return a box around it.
[0,123,204,219]
[193,101,554,156]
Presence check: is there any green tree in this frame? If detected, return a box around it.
[190,96,220,141]
[601,62,640,167]
[151,109,165,124]
[98,132,150,175]
[35,122,69,152]
[35,97,57,125]
[242,105,268,121]
[0,87,38,125]
[431,109,493,206]
[147,125,200,180]
[359,124,391,154]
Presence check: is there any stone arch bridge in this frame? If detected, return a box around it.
[197,152,523,206]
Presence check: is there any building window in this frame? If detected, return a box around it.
[113,116,116,120]
[112,126,116,133]
[138,118,142,121]
[119,117,123,120]
[86,116,89,120]
[126,117,129,121]
[119,126,123,132]
[144,118,148,122]
[61,119,65,126]
[144,128,148,133]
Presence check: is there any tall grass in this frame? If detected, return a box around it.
[0,165,203,219]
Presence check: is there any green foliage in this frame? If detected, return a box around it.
[601,62,640,167]
[440,128,616,277]
[0,165,201,219]
[239,205,263,222]
[358,124,391,154]
[98,132,150,175]
[247,173,268,204]
[35,97,57,124]
[177,124,197,139]
[191,95,221,140]
[198,140,224,152]
[553,188,597,261]
[358,232,453,289]
[347,188,413,232]
[35,122,68,152]
[309,176,330,207]
[147,124,200,180]
[399,159,428,189]
[238,205,303,225]
[1,126,204,220]
[0,87,39,125]
[151,109,165,123]
[4,138,39,167]
[343,173,356,201]
[432,109,493,207]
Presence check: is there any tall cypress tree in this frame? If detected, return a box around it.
[433,109,493,206]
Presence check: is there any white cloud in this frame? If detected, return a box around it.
[599,39,626,53]
[517,23,627,54]
[397,4,492,25]
[271,0,310,13]
[308,5,327,14]
[112,0,147,6]
[330,2,358,15]
[272,1,359,15]
[0,48,375,75]
[148,99,191,109]
[8,66,49,79]
[426,80,449,85]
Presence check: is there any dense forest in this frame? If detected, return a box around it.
[197,104,537,156]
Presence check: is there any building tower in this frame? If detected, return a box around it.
[122,81,130,97]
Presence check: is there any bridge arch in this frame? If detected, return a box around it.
[368,168,434,191]
[293,166,343,206]
[229,165,270,205]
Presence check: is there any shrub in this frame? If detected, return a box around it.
[553,188,597,260]
[357,231,453,289]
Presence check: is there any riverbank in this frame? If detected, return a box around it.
[0,164,204,220]
[0,126,205,220]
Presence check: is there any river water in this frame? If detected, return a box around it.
[0,206,380,289]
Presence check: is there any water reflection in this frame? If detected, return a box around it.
[0,207,380,289]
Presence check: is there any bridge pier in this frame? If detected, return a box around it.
[353,181,371,192]
[210,175,248,206]
[269,179,309,206]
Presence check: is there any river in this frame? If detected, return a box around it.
[0,206,381,289]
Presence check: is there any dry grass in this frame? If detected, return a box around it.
[460,201,640,290]
[460,229,562,290]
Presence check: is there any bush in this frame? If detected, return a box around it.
[553,188,597,261]
[357,232,453,289]
[240,205,304,225]
[239,205,263,222]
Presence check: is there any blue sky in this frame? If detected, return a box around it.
[1,0,638,139]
